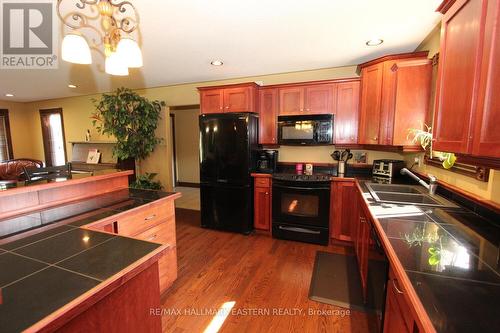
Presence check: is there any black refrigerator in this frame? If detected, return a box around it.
[199,112,258,234]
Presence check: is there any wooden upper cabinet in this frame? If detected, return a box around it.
[198,83,258,114]
[279,87,304,115]
[471,0,500,158]
[259,88,279,144]
[433,0,486,154]
[223,87,254,112]
[359,63,384,144]
[358,52,431,147]
[304,84,333,114]
[387,60,432,146]
[200,89,223,114]
[334,81,360,144]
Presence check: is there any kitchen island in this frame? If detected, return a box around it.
[0,171,181,332]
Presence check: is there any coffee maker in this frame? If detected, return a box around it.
[254,149,278,174]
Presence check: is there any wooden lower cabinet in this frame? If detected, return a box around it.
[253,175,272,231]
[330,180,358,241]
[384,268,419,333]
[86,199,178,294]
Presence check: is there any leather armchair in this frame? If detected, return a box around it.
[0,159,43,181]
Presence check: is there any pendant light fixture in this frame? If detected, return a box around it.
[57,0,142,76]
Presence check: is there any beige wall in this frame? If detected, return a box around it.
[0,100,37,159]
[16,65,358,191]
[171,108,200,184]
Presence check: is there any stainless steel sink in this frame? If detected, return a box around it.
[365,183,457,208]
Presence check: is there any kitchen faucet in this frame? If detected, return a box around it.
[400,168,438,195]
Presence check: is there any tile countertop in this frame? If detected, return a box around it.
[0,188,178,332]
[356,178,500,333]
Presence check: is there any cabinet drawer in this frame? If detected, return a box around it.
[117,200,173,237]
[254,177,270,188]
[134,218,176,246]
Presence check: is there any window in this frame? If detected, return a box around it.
[0,109,14,161]
[40,108,67,166]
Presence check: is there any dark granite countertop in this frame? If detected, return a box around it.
[0,188,178,332]
[357,178,500,333]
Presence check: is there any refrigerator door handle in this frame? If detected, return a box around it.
[278,226,321,234]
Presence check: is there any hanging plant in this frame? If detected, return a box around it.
[407,124,456,169]
[91,87,165,161]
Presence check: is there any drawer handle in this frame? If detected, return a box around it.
[147,234,158,241]
[145,214,157,221]
[392,279,404,294]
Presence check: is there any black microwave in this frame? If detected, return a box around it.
[277,114,334,145]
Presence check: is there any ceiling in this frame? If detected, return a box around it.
[0,0,442,102]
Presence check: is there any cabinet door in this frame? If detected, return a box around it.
[254,186,271,231]
[433,0,487,153]
[304,84,333,114]
[472,0,500,158]
[279,87,305,115]
[259,88,278,144]
[331,181,358,241]
[200,89,224,114]
[335,81,360,144]
[391,60,432,146]
[383,283,411,333]
[359,63,383,144]
[223,87,254,112]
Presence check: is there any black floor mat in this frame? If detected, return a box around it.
[308,251,387,314]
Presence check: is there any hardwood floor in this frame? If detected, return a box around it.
[160,209,378,333]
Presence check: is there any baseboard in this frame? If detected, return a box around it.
[176,182,200,188]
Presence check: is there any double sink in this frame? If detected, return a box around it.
[366,183,458,208]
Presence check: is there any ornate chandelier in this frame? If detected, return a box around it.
[57,0,142,76]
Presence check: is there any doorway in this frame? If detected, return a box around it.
[40,108,67,166]
[169,105,200,210]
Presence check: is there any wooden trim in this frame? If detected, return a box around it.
[176,182,200,188]
[24,245,168,333]
[39,108,67,166]
[170,113,178,185]
[277,161,372,169]
[169,104,200,111]
[354,181,437,333]
[262,77,360,89]
[198,82,260,91]
[357,51,429,71]
[251,173,272,178]
[436,0,457,13]
[0,109,14,160]
[0,170,133,198]
[424,155,490,182]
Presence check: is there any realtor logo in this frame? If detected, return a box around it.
[0,0,58,69]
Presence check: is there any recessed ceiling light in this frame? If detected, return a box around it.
[5,93,14,97]
[366,39,384,46]
[68,84,77,88]
[211,60,223,66]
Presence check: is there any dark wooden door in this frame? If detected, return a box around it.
[200,89,224,114]
[223,87,253,112]
[334,81,360,144]
[472,0,500,158]
[40,108,67,167]
[254,186,271,231]
[433,0,487,153]
[359,63,383,144]
[0,109,14,161]
[304,84,333,114]
[259,88,278,144]
[279,87,304,115]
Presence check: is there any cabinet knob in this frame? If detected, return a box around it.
[373,136,378,141]
[219,107,223,110]
[300,108,304,112]
[225,106,229,109]
[265,192,269,195]
[306,108,310,111]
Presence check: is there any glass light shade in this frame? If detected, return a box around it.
[116,38,143,68]
[61,34,92,64]
[105,52,129,76]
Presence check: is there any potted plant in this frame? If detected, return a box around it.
[91,87,165,184]
[407,124,456,169]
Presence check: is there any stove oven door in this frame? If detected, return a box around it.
[272,180,330,228]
